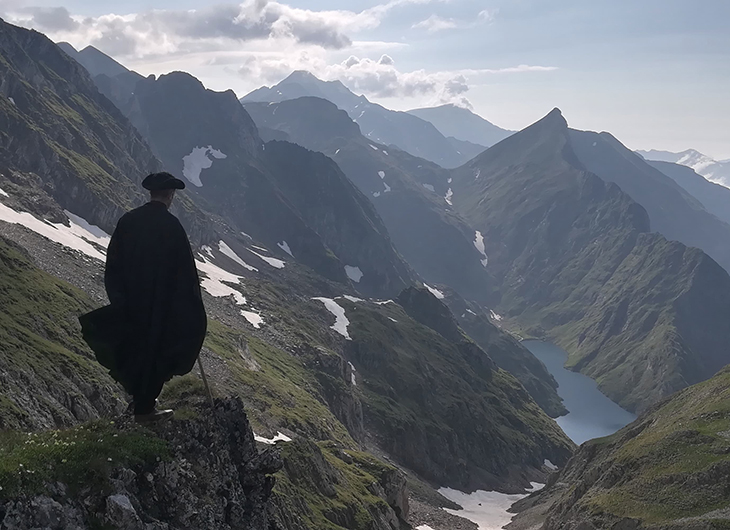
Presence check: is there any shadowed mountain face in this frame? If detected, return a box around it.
[407,104,513,148]
[241,71,473,168]
[245,96,571,417]
[649,160,730,226]
[118,72,416,297]
[450,109,730,413]
[570,130,730,275]
[0,21,160,234]
[245,96,497,305]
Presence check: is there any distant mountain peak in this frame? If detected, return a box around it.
[285,70,318,82]
[535,107,567,130]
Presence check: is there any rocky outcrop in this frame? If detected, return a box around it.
[271,439,409,530]
[0,398,282,530]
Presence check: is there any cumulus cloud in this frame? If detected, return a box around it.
[5,0,363,56]
[24,7,79,32]
[4,0,454,58]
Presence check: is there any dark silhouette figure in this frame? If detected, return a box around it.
[80,172,207,422]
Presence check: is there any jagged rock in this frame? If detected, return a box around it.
[0,398,282,530]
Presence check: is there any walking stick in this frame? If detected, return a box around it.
[197,356,215,407]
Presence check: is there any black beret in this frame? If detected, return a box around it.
[142,172,186,191]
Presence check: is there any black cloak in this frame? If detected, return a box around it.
[79,202,207,393]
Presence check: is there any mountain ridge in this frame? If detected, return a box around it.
[241,71,474,168]
[407,103,513,148]
[451,108,730,413]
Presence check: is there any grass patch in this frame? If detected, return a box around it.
[0,421,168,499]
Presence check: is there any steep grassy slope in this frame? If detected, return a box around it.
[570,130,730,274]
[443,290,566,417]
[517,366,730,529]
[342,290,574,491]
[0,235,124,430]
[451,109,730,413]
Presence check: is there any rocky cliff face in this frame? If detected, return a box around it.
[0,398,283,530]
[509,366,730,529]
[0,20,159,234]
[450,108,730,413]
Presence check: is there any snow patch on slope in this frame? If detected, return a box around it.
[0,204,110,261]
[182,146,227,187]
[345,265,364,283]
[218,241,258,272]
[474,231,488,267]
[195,255,246,305]
[248,248,286,268]
[277,241,294,257]
[313,297,351,339]
[489,310,503,322]
[445,188,453,205]
[438,484,544,530]
[378,171,386,179]
[254,432,292,445]
[423,184,435,193]
[241,310,264,329]
[423,283,445,300]
[0,188,7,197]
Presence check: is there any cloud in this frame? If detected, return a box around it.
[23,7,79,32]
[233,49,556,110]
[5,0,452,58]
[412,15,457,33]
[5,0,361,56]
[412,7,498,33]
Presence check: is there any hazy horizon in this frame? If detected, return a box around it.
[2,0,728,159]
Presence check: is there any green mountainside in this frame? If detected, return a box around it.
[510,366,730,529]
[343,288,573,491]
[451,109,730,413]
[0,235,124,431]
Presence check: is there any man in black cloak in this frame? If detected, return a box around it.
[80,172,207,422]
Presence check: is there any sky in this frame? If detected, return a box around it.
[2,0,729,159]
